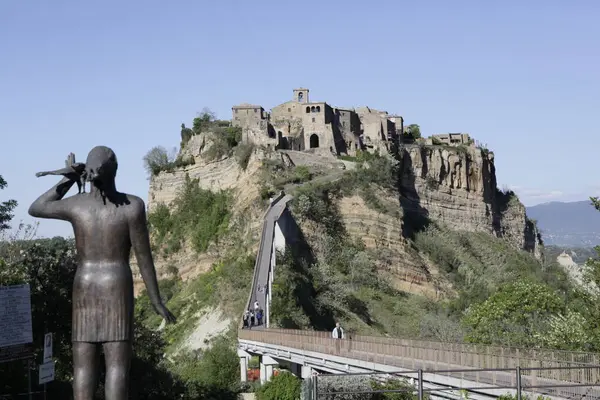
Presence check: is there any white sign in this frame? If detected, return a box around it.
[39,361,55,384]
[0,284,33,348]
[43,333,53,363]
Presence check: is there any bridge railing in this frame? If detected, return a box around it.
[238,328,600,385]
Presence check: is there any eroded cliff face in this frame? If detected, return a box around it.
[398,145,542,257]
[143,139,541,297]
[135,135,265,293]
[336,194,449,298]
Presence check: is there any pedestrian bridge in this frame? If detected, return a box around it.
[238,192,600,399]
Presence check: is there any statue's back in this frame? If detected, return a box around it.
[70,193,135,343]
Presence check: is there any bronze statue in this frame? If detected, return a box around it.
[29,146,176,400]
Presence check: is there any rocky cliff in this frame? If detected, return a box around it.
[398,145,542,258]
[143,138,542,297]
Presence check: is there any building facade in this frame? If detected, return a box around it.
[231,88,400,156]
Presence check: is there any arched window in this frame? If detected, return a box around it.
[306,106,310,113]
[311,106,316,113]
[298,92,303,101]
[310,134,319,148]
[316,106,321,112]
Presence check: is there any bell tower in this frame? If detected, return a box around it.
[293,88,309,103]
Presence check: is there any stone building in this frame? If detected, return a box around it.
[231,88,400,157]
[427,133,472,146]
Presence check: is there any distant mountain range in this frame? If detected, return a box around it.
[526,200,600,247]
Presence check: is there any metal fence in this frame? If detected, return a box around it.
[307,367,600,400]
[239,328,600,395]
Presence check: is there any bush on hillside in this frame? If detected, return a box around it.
[255,371,301,400]
[204,126,243,161]
[171,336,240,394]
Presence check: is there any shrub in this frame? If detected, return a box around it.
[405,124,421,139]
[204,126,243,161]
[371,377,423,399]
[255,371,301,400]
[180,123,194,148]
[317,375,373,400]
[171,336,240,393]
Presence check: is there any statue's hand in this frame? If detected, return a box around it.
[66,153,76,168]
[154,302,176,324]
[35,172,47,178]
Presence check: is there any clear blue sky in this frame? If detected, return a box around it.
[1,0,598,238]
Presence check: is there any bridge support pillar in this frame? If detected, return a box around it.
[260,355,278,384]
[239,356,248,383]
[260,363,266,384]
[301,365,313,379]
[237,349,251,383]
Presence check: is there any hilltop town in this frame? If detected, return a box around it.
[231,88,475,157]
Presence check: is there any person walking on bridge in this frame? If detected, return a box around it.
[242,310,249,329]
[332,322,344,339]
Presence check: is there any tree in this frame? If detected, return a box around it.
[193,107,216,134]
[462,281,564,347]
[181,123,195,148]
[0,237,78,398]
[143,146,176,176]
[0,174,17,231]
[405,124,421,139]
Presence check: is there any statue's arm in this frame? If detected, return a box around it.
[28,177,76,221]
[129,197,163,307]
[36,167,75,177]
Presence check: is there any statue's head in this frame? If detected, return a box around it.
[86,146,118,183]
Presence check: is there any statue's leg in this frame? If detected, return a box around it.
[72,342,98,400]
[103,341,132,400]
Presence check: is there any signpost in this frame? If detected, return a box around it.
[42,333,52,363]
[38,361,55,385]
[0,284,33,363]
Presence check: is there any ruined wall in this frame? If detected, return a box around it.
[356,107,394,154]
